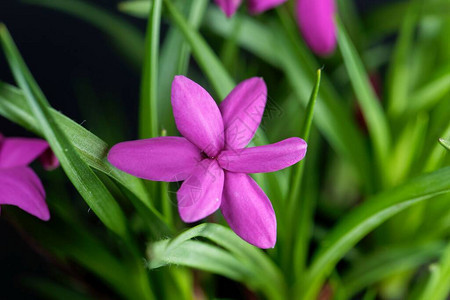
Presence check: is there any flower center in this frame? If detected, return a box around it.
[201,151,218,160]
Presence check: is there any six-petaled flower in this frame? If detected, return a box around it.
[108,76,307,248]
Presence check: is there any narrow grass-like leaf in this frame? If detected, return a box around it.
[11,208,154,300]
[408,64,450,114]
[283,69,321,274]
[0,81,170,234]
[439,138,450,151]
[118,0,151,18]
[158,0,208,135]
[0,25,128,238]
[149,240,252,281]
[342,242,444,297]
[388,114,428,184]
[364,1,409,38]
[424,124,450,172]
[337,18,391,183]
[176,0,208,74]
[273,11,375,192]
[23,0,144,69]
[148,223,286,300]
[139,0,162,139]
[296,166,450,300]
[288,69,321,201]
[418,242,450,300]
[386,0,422,117]
[163,0,234,99]
[204,8,278,66]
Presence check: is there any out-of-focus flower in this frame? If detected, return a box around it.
[108,76,307,248]
[296,0,337,56]
[0,134,59,221]
[215,0,287,18]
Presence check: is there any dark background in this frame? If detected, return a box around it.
[0,0,393,299]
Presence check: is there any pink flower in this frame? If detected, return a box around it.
[0,134,59,221]
[108,76,307,248]
[215,0,287,18]
[296,0,337,56]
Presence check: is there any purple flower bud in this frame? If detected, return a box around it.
[296,0,337,56]
[215,0,242,18]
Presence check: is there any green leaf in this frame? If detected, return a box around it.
[408,64,450,114]
[118,0,151,18]
[337,18,391,184]
[23,0,144,70]
[439,138,450,151]
[0,24,128,238]
[288,69,321,199]
[283,69,321,274]
[163,0,234,99]
[148,224,286,300]
[0,81,170,235]
[296,166,450,300]
[386,0,423,117]
[157,0,208,136]
[150,239,252,280]
[418,242,450,300]
[11,207,154,300]
[273,10,375,193]
[139,0,162,139]
[204,8,278,66]
[342,242,444,297]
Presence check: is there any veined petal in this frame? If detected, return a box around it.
[247,0,287,14]
[219,77,267,150]
[218,137,307,173]
[172,76,225,157]
[215,0,242,17]
[0,137,50,168]
[0,167,49,221]
[108,137,202,182]
[221,172,276,248]
[177,159,224,222]
[296,0,337,56]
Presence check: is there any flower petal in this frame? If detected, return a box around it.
[108,137,202,182]
[218,137,307,173]
[0,137,50,168]
[39,147,60,170]
[177,159,224,222]
[221,172,276,248]
[219,77,267,150]
[0,167,49,221]
[172,76,224,157]
[296,0,337,56]
[215,0,242,17]
[247,0,287,14]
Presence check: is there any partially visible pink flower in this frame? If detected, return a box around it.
[108,76,307,248]
[215,0,287,18]
[296,0,337,56]
[0,134,59,220]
